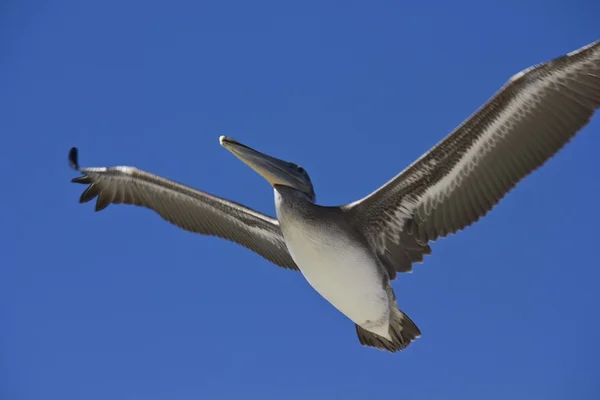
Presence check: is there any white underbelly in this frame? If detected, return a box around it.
[282,225,389,327]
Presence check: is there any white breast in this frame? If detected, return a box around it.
[275,192,390,329]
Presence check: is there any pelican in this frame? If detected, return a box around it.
[69,40,600,352]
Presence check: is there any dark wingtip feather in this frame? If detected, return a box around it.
[68,147,79,170]
[79,184,99,204]
[71,176,92,184]
[95,193,111,212]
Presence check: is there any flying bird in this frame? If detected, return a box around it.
[69,40,600,352]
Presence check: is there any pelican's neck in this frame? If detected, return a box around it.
[274,185,314,204]
[274,185,317,226]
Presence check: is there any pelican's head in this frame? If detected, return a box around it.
[220,136,315,202]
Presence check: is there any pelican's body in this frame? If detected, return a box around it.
[68,40,600,352]
[275,187,393,339]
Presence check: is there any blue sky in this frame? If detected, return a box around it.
[2,1,599,399]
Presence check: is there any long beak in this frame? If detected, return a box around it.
[219,136,306,190]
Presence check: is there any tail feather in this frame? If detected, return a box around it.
[356,309,421,352]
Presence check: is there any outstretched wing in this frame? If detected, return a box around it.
[346,40,600,278]
[68,147,299,271]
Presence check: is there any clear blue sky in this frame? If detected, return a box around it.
[2,1,599,399]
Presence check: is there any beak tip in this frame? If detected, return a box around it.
[219,135,227,146]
